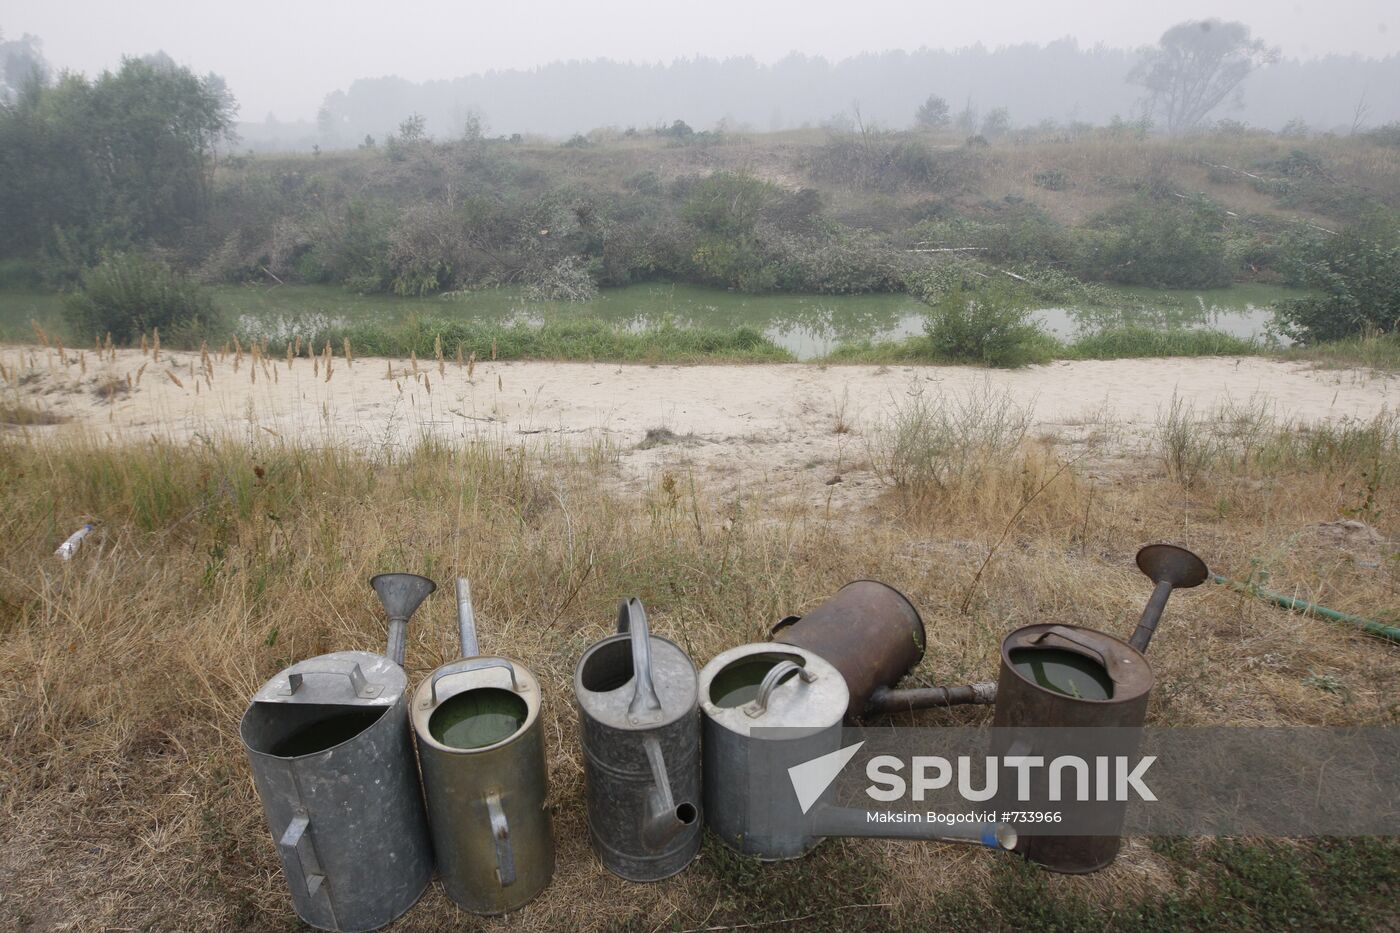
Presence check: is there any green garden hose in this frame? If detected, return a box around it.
[1211,573,1400,644]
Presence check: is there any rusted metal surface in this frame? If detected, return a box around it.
[1130,544,1209,652]
[866,681,998,714]
[991,544,1208,874]
[771,580,927,721]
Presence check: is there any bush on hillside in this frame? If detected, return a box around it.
[1077,196,1232,288]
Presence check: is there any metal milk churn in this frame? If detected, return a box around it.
[992,544,1208,873]
[411,579,554,914]
[573,598,702,881]
[698,643,848,860]
[238,573,436,932]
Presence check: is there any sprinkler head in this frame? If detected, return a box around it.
[1135,545,1209,590]
[370,573,437,622]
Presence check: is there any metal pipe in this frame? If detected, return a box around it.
[866,681,998,715]
[1211,574,1400,644]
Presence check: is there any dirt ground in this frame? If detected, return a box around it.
[4,346,1395,510]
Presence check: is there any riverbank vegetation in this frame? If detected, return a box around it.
[3,57,1398,367]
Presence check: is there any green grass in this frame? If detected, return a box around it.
[824,327,1257,366]
[1063,327,1258,360]
[699,836,1400,931]
[1284,331,1400,372]
[327,316,793,363]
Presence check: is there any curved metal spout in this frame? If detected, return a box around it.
[639,735,698,850]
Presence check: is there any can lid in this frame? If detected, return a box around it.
[574,632,698,729]
[698,643,847,736]
[252,650,405,707]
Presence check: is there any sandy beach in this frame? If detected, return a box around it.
[4,345,1396,506]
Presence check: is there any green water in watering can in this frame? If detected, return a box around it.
[1009,647,1114,701]
[710,658,789,708]
[429,687,528,749]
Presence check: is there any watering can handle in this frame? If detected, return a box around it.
[430,657,522,705]
[485,793,516,886]
[743,660,815,718]
[278,814,327,901]
[281,660,383,699]
[1029,626,1109,669]
[618,598,663,725]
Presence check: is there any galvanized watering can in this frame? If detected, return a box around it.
[411,579,554,914]
[991,544,1209,873]
[699,642,1014,860]
[239,573,436,933]
[771,580,997,720]
[699,643,848,860]
[574,598,701,881]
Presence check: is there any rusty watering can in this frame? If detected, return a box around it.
[411,579,554,914]
[239,573,436,932]
[992,544,1209,873]
[574,598,701,881]
[771,580,996,721]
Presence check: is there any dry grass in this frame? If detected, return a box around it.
[0,400,70,426]
[1,407,1398,930]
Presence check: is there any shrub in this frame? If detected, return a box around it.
[522,256,600,302]
[870,380,1031,491]
[917,280,1055,367]
[1273,228,1400,343]
[63,252,220,343]
[1078,196,1232,288]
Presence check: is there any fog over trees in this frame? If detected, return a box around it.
[293,38,1400,148]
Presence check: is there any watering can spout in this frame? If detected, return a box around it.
[370,573,437,666]
[1128,545,1208,654]
[642,790,699,850]
[637,734,696,850]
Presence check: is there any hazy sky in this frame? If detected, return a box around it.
[5,1,1395,122]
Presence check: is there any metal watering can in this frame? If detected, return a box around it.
[574,598,702,881]
[991,544,1209,873]
[239,573,436,933]
[698,642,1015,860]
[771,580,997,720]
[411,579,554,914]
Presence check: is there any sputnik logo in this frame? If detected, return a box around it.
[787,741,865,814]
